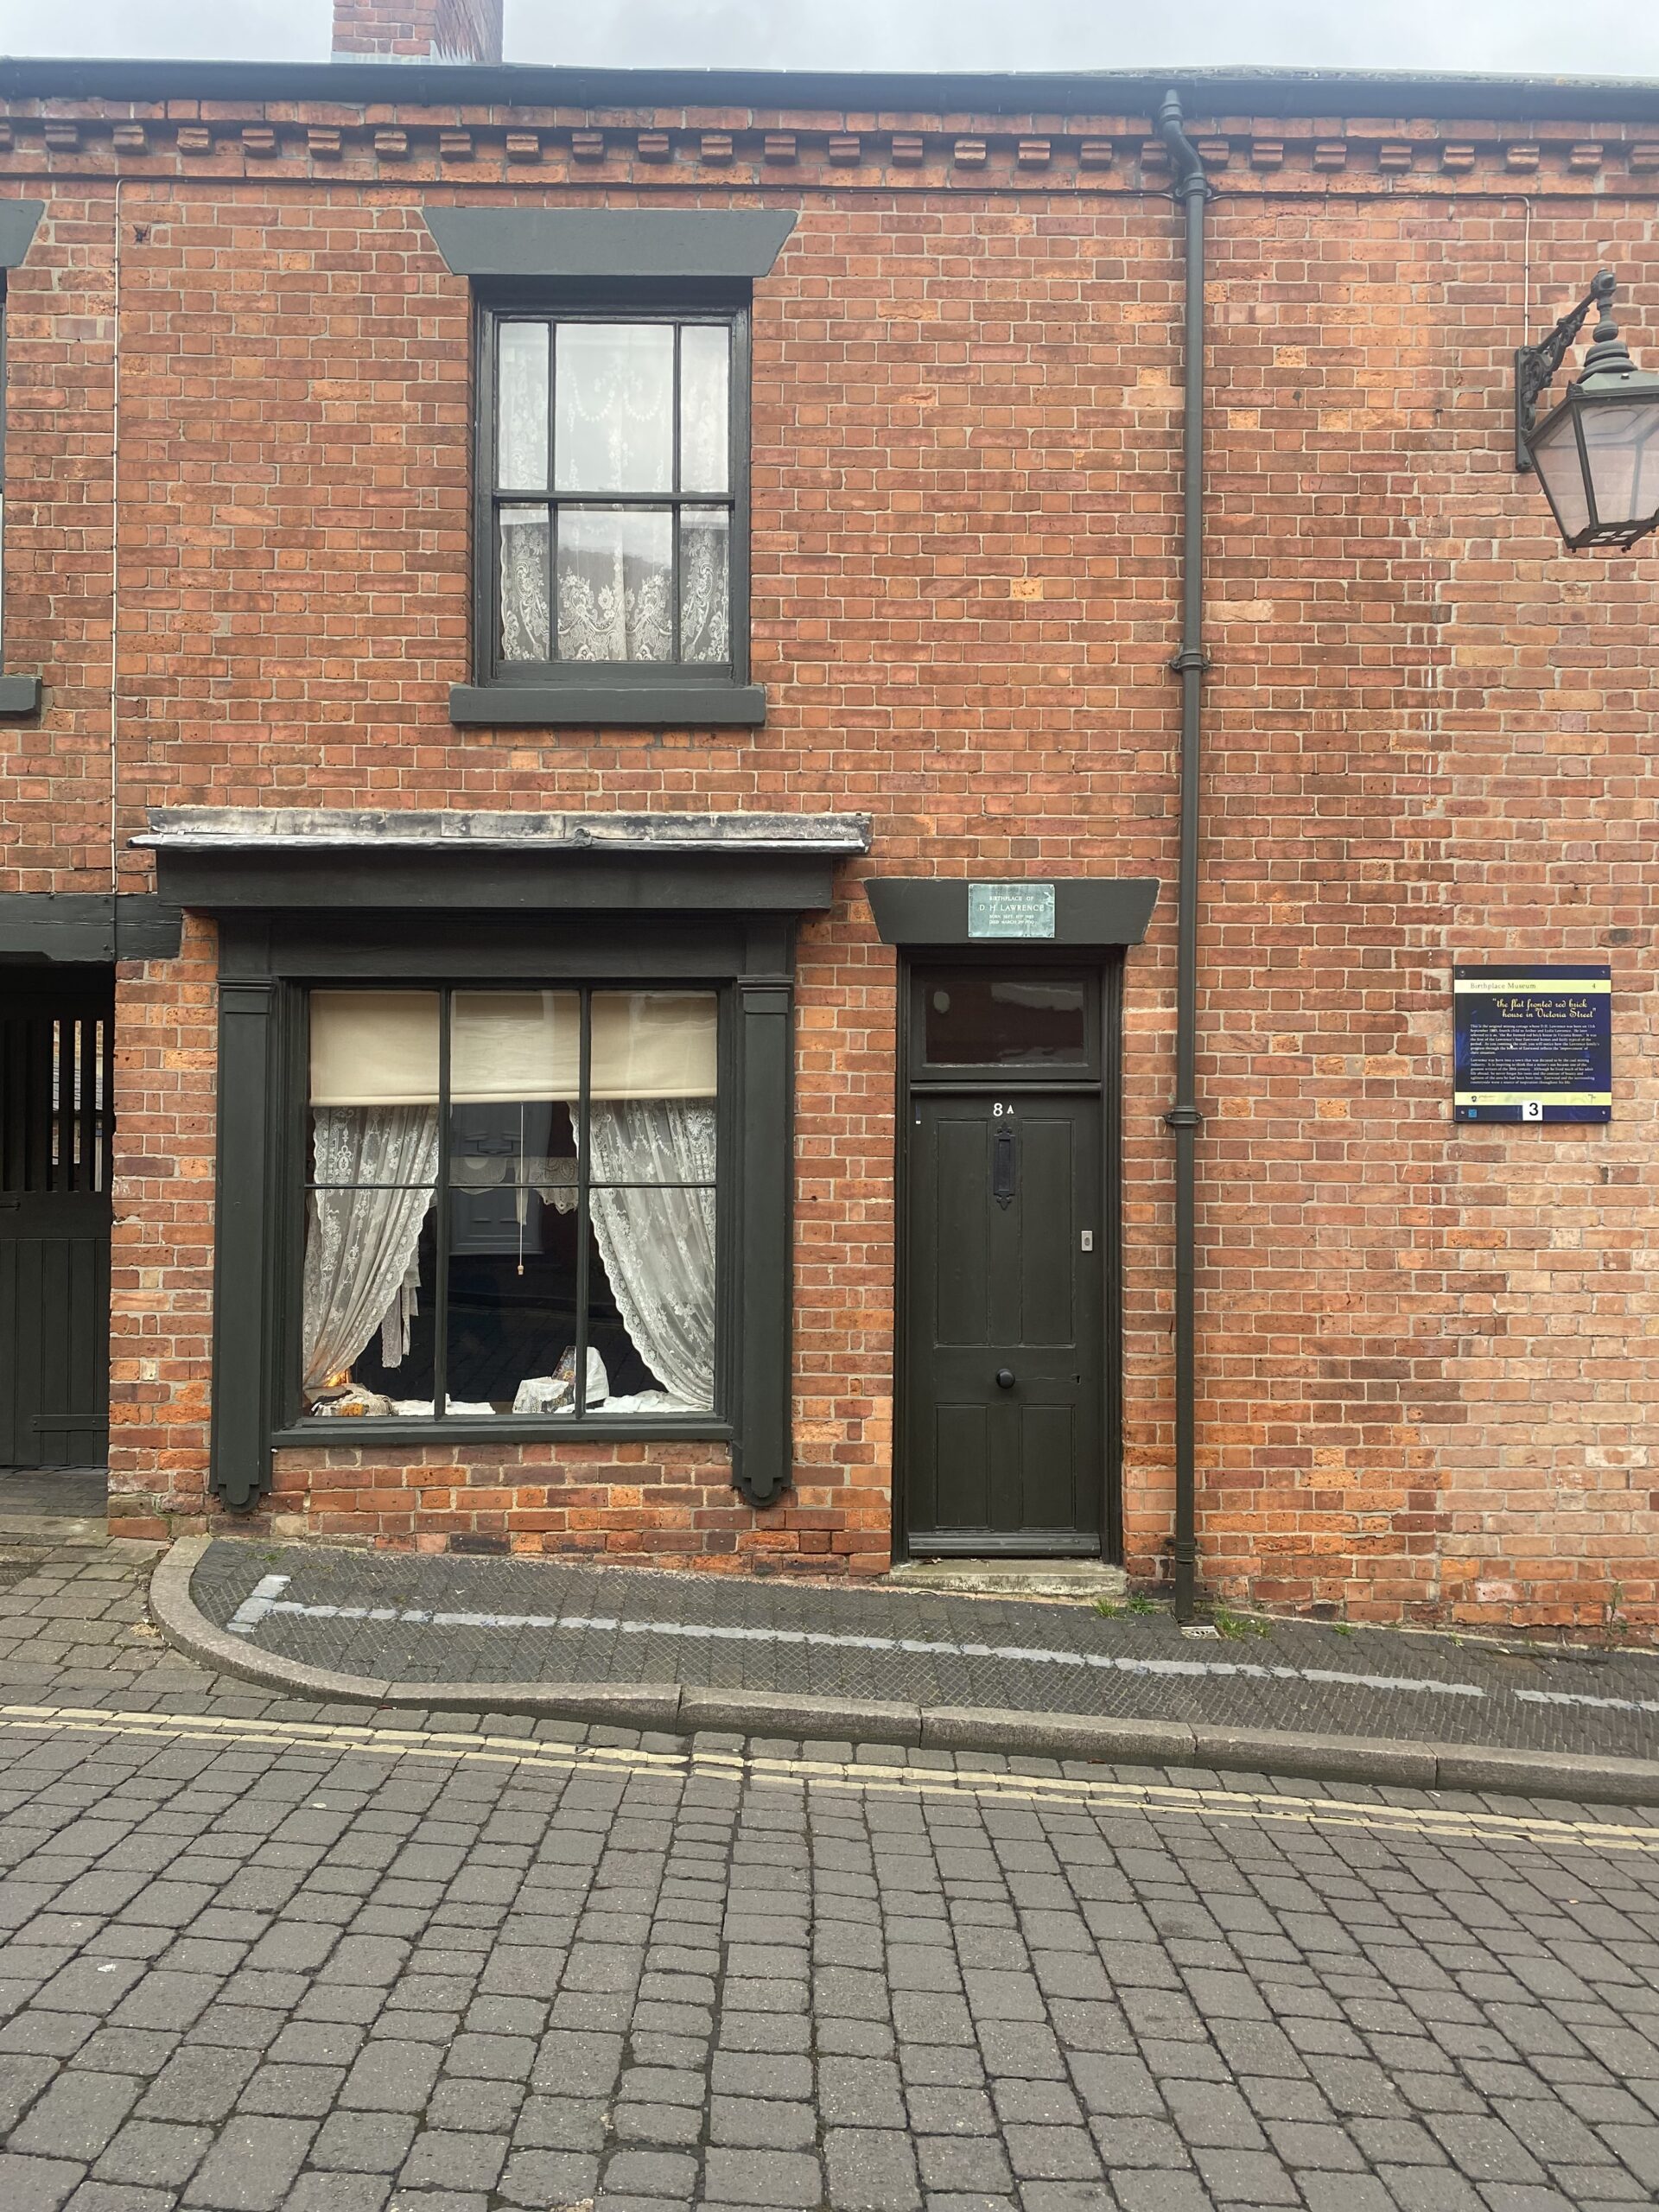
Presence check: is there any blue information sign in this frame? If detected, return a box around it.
[1453,966,1611,1123]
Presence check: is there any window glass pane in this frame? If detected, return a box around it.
[555,323,673,493]
[680,325,730,494]
[499,507,550,662]
[586,1107,715,1407]
[450,992,581,1106]
[680,508,730,664]
[923,972,1089,1065]
[496,321,549,491]
[586,1213,715,1414]
[304,991,442,1415]
[556,506,671,662]
[589,992,718,1114]
[448,1181,581,1416]
[450,993,581,1217]
[304,1173,438,1416]
[450,1099,577,1222]
[584,994,718,1414]
[310,991,441,1115]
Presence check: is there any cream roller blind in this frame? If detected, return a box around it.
[309,988,717,1106]
[309,991,440,1107]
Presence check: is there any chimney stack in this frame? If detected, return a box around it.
[331,1,504,63]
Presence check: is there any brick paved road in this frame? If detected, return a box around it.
[3,1541,1659,2211]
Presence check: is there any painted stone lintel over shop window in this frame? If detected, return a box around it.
[139,807,871,1514]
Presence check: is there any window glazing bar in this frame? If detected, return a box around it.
[671,321,683,662]
[574,986,592,1420]
[434,985,452,1416]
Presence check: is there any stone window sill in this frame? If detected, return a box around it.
[449,681,766,729]
[271,1417,734,1449]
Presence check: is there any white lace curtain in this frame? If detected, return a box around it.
[679,518,730,664]
[556,518,673,663]
[302,1107,438,1395]
[584,1099,718,1411]
[499,515,550,663]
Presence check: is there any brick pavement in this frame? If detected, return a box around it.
[189,1540,1659,1762]
[2,1539,1659,2209]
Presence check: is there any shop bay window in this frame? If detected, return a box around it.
[302,987,720,1421]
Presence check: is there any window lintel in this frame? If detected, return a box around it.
[423,207,796,282]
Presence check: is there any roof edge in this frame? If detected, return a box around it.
[7,58,1659,124]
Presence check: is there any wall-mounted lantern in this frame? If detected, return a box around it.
[1516,270,1659,550]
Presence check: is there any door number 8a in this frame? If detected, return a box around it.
[992,1103,1016,1117]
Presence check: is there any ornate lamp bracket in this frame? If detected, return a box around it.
[1515,270,1615,470]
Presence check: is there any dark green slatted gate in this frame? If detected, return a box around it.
[0,974,114,1468]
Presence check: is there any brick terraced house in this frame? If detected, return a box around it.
[1,0,1656,1632]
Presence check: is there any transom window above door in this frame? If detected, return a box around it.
[912,967,1102,1077]
[302,986,721,1426]
[486,313,741,681]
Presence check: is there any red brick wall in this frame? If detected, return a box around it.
[3,100,1656,1628]
[331,1,503,65]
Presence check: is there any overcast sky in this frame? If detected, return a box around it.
[6,0,1659,76]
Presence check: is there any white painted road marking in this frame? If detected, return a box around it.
[6,1702,1659,1853]
[223,1573,1491,1700]
[1518,1686,1659,1717]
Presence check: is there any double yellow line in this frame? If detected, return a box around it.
[5,1702,1657,1856]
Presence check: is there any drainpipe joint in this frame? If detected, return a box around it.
[1157,92,1216,202]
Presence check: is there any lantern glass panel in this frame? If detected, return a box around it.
[1528,404,1592,540]
[1578,397,1659,532]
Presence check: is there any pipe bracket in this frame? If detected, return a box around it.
[1163,1104,1204,1132]
[1167,646,1211,675]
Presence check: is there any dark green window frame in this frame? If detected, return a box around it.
[0,273,33,715]
[0,199,44,716]
[289,976,734,1439]
[1,271,8,655]
[455,288,761,729]
[207,904,799,1513]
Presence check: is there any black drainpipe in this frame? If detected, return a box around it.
[1158,90,1211,1623]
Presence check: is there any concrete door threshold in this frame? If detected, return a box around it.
[887,1557,1128,1602]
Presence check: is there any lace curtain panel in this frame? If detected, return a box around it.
[679,511,730,664]
[556,324,674,493]
[556,509,673,663]
[497,321,550,491]
[302,1106,439,1395]
[583,1099,718,1411]
[499,512,550,662]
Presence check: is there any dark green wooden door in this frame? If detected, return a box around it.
[905,1092,1103,1551]
[0,978,113,1468]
